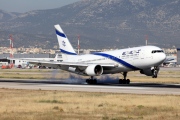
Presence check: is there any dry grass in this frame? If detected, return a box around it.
[0,88,179,120]
[0,69,69,79]
[130,76,180,84]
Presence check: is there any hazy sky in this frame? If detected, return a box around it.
[0,0,80,13]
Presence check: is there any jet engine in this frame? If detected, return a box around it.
[140,68,152,76]
[85,65,103,76]
[140,67,159,78]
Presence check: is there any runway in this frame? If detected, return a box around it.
[0,79,180,95]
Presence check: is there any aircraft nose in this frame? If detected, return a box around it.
[161,53,166,62]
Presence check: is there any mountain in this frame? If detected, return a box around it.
[0,0,179,49]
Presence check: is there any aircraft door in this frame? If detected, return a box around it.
[145,50,153,60]
[140,50,145,59]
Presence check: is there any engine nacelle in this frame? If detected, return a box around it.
[85,65,103,76]
[140,68,153,76]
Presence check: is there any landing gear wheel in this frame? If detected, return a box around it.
[123,79,126,84]
[126,79,130,84]
[152,66,159,78]
[152,70,158,78]
[119,79,130,84]
[119,79,122,84]
[86,77,97,84]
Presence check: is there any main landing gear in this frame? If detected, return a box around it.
[86,72,131,85]
[86,76,97,84]
[119,72,130,84]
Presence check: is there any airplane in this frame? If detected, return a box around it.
[163,58,175,64]
[29,24,166,84]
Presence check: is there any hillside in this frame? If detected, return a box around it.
[0,0,179,49]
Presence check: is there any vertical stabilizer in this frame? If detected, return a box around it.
[54,54,58,62]
[54,24,77,61]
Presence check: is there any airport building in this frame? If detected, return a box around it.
[0,53,52,58]
[163,48,177,63]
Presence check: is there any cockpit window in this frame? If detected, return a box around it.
[152,50,164,53]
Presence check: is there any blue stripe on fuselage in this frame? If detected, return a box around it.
[56,30,66,38]
[93,52,140,70]
[60,49,77,55]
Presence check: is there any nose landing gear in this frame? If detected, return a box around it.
[152,66,159,78]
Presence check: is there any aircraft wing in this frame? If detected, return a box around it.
[29,60,117,68]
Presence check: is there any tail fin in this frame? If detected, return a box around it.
[54,54,58,62]
[54,24,77,61]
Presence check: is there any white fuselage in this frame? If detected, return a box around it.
[65,46,166,74]
[53,24,166,79]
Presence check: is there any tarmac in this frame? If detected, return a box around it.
[0,67,179,95]
[0,79,179,95]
